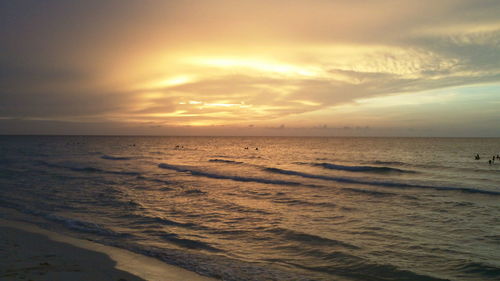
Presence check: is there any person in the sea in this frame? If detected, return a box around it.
[489,160,492,165]
[475,154,480,160]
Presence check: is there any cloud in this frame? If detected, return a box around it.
[0,0,499,135]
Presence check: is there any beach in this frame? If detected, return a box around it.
[0,217,217,281]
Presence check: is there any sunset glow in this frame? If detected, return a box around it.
[189,57,319,77]
[1,0,499,136]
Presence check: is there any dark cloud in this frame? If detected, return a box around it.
[0,90,132,118]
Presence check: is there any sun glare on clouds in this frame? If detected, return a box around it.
[188,56,320,78]
[8,0,492,135]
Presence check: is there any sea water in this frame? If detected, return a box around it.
[0,136,499,281]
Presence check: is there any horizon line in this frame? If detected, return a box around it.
[1,134,499,138]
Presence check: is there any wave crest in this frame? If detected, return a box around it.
[158,163,301,186]
[264,166,500,196]
[101,155,132,161]
[298,162,412,173]
[44,214,126,237]
[36,160,140,176]
[268,228,359,250]
[209,159,244,165]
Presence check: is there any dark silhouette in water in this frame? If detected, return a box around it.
[489,160,492,165]
[475,154,480,160]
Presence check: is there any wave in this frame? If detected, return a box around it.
[117,242,316,281]
[264,166,500,196]
[371,160,407,166]
[36,160,141,176]
[209,155,234,159]
[431,186,500,195]
[455,261,500,279]
[128,214,199,229]
[298,162,412,173]
[101,155,132,161]
[69,166,140,176]
[294,252,448,281]
[160,232,221,252]
[268,228,359,250]
[209,159,244,165]
[342,187,396,197]
[158,163,302,186]
[182,188,206,195]
[271,198,338,208]
[160,162,499,196]
[44,214,127,237]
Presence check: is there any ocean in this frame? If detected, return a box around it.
[0,136,499,281]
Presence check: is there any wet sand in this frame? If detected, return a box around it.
[0,219,218,281]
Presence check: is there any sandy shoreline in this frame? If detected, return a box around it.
[0,218,218,281]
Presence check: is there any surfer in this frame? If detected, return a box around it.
[475,154,480,160]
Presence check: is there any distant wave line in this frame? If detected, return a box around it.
[36,160,141,176]
[158,163,303,186]
[296,162,413,174]
[263,167,500,196]
[101,155,133,161]
[208,159,245,165]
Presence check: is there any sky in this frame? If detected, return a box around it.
[1,0,499,136]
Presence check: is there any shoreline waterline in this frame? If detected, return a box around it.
[0,212,218,281]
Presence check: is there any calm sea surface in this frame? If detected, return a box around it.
[0,136,499,281]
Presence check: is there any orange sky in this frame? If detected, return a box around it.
[1,0,499,136]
